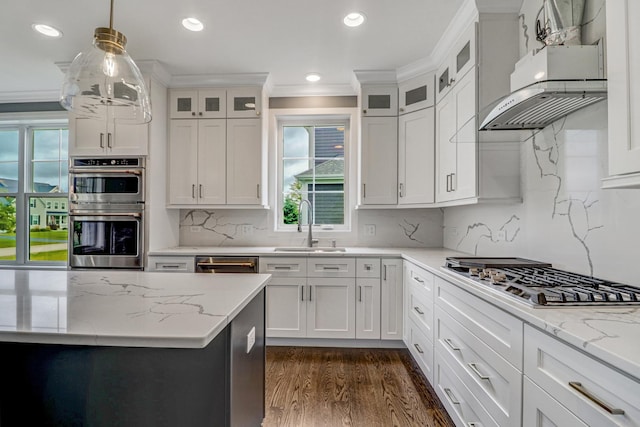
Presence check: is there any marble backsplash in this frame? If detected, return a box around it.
[444,101,640,286]
[178,208,444,249]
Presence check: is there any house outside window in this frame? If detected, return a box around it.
[278,121,348,230]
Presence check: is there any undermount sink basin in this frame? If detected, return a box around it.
[273,247,346,253]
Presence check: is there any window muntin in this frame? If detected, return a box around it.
[279,122,347,229]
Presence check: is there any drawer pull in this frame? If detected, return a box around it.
[322,266,341,270]
[413,276,424,284]
[413,306,424,315]
[274,266,292,270]
[160,264,181,269]
[444,387,460,405]
[468,363,490,381]
[444,338,461,351]
[568,382,625,415]
[301,286,304,301]
[413,343,424,354]
[467,423,481,427]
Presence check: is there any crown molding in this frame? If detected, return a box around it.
[353,70,398,85]
[170,72,269,88]
[268,84,356,97]
[475,0,523,14]
[136,60,172,86]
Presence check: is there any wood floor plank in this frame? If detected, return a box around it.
[264,347,455,427]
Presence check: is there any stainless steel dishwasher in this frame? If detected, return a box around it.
[195,256,259,273]
[194,254,264,426]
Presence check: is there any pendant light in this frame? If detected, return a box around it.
[60,0,151,123]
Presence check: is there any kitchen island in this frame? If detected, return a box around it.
[0,269,270,427]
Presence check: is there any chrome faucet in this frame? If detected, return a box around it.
[297,199,317,247]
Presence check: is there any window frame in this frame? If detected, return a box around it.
[276,116,351,232]
[0,115,69,267]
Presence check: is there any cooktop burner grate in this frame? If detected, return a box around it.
[444,257,640,307]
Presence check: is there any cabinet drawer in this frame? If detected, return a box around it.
[404,261,434,298]
[435,276,523,368]
[146,256,194,272]
[356,258,380,278]
[436,306,522,427]
[259,257,307,277]
[407,280,434,341]
[523,377,588,427]
[435,355,499,427]
[524,325,640,427]
[407,318,434,383]
[307,258,355,277]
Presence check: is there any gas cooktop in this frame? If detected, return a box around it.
[444,257,640,308]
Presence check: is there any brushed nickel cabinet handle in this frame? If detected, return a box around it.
[399,183,404,197]
[257,183,260,198]
[413,306,424,315]
[413,276,424,284]
[444,338,461,351]
[451,172,456,192]
[359,286,362,302]
[308,285,312,301]
[568,382,624,415]
[301,286,304,301]
[192,184,196,199]
[413,343,424,354]
[199,184,202,198]
[274,265,292,270]
[383,265,387,280]
[444,388,460,405]
[99,133,105,148]
[468,363,490,380]
[362,183,366,198]
[107,132,112,148]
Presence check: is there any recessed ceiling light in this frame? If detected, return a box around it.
[343,12,366,27]
[305,73,321,82]
[32,23,63,38]
[182,17,204,32]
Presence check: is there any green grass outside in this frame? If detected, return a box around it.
[0,250,68,262]
[0,230,68,248]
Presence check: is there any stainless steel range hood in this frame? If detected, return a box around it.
[479,44,606,131]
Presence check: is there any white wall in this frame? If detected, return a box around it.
[444,0,640,285]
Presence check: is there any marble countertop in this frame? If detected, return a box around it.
[150,245,640,381]
[0,269,269,349]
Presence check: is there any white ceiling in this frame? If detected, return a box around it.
[0,0,511,102]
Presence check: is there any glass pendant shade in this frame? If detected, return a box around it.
[60,27,151,124]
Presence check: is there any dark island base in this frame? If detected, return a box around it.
[0,289,265,427]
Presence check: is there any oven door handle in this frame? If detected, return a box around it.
[70,212,142,218]
[69,169,142,175]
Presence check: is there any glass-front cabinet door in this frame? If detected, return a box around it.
[227,87,262,118]
[170,89,226,119]
[361,85,398,117]
[398,73,435,115]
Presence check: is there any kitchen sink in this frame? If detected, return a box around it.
[273,247,347,253]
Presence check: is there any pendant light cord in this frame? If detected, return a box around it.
[109,0,114,30]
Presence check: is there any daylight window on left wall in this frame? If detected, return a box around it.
[0,123,69,265]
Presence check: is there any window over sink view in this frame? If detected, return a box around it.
[279,121,348,231]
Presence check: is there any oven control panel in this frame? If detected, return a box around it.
[72,158,143,167]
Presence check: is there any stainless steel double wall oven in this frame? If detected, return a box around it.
[68,157,145,269]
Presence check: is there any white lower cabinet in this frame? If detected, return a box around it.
[381,259,403,340]
[265,277,307,338]
[307,278,356,339]
[435,355,499,427]
[356,277,380,339]
[146,256,194,272]
[407,318,435,383]
[523,377,588,427]
[524,325,640,426]
[436,305,522,427]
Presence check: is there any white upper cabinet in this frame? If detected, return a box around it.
[602,0,640,188]
[167,86,266,208]
[434,15,521,205]
[360,116,398,205]
[398,106,435,205]
[227,87,262,118]
[436,24,476,103]
[361,85,398,117]
[70,115,149,156]
[169,89,226,119]
[399,73,435,115]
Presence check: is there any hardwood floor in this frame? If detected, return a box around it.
[264,346,455,427]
